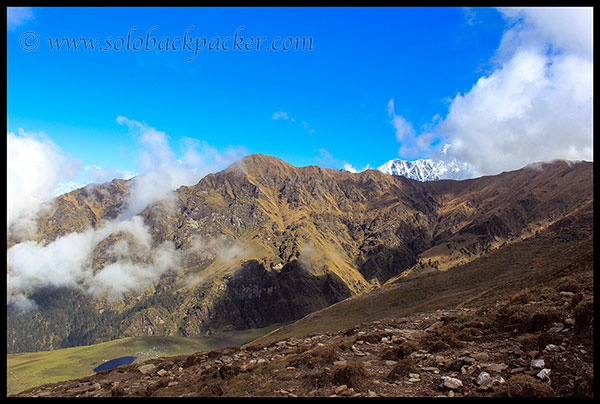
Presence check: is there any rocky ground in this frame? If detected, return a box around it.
[12,279,593,398]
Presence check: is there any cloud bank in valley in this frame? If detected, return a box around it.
[7,215,185,308]
[7,118,247,309]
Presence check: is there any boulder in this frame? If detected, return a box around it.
[536,368,551,381]
[138,364,156,375]
[530,359,545,369]
[476,371,491,386]
[440,376,463,390]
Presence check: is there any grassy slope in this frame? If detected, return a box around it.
[6,324,283,395]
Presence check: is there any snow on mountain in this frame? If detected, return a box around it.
[377,158,472,181]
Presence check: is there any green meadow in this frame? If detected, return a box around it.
[7,324,283,395]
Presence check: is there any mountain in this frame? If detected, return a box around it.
[377,158,471,181]
[10,206,594,397]
[7,154,593,355]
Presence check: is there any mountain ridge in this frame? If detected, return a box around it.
[7,154,594,355]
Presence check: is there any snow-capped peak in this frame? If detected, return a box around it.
[377,158,471,181]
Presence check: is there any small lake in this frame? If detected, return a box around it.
[93,356,137,372]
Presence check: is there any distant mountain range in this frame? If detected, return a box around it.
[377,158,472,181]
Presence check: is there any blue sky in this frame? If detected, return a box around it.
[7,7,507,173]
[7,7,593,195]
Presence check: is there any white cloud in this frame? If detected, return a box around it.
[117,116,246,217]
[315,148,339,168]
[297,243,317,271]
[7,215,180,305]
[272,110,314,134]
[438,7,593,175]
[271,110,289,120]
[87,240,179,300]
[463,7,476,25]
[497,7,592,60]
[343,163,358,173]
[54,181,86,196]
[317,150,370,173]
[7,129,81,238]
[7,7,33,31]
[387,99,415,142]
[387,99,433,159]
[342,162,372,173]
[301,121,315,135]
[85,164,136,184]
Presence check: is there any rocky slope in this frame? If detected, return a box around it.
[7,155,594,354]
[14,306,592,398]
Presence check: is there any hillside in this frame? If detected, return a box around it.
[10,212,593,397]
[7,155,593,354]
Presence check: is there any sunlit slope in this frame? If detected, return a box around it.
[252,209,593,345]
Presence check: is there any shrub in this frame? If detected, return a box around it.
[461,320,485,329]
[292,345,339,367]
[380,342,415,360]
[337,340,352,351]
[319,346,338,363]
[573,369,593,397]
[332,363,368,390]
[218,365,240,380]
[574,298,593,334]
[195,384,224,397]
[386,359,414,381]
[516,333,539,351]
[354,333,387,344]
[510,289,532,305]
[492,375,554,397]
[554,277,581,293]
[422,331,463,353]
[343,327,359,336]
[493,306,529,331]
[457,327,480,341]
[447,359,463,372]
[571,292,584,307]
[536,331,562,348]
[288,346,337,369]
[207,350,220,359]
[303,371,332,389]
[529,307,561,332]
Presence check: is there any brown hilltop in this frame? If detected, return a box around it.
[7,178,131,247]
[7,154,594,355]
